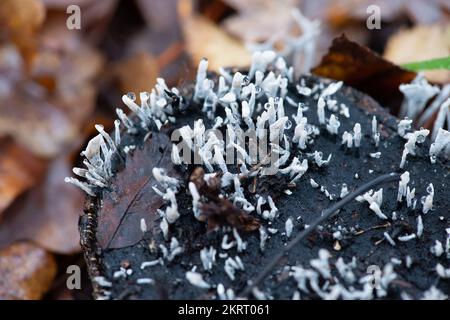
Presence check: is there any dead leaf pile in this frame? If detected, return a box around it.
[0,241,56,300]
[0,0,448,300]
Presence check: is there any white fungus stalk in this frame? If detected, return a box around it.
[416,215,424,238]
[200,246,217,271]
[436,264,450,279]
[397,118,412,138]
[397,171,410,203]
[406,186,416,208]
[321,81,343,98]
[140,218,147,234]
[259,226,268,252]
[384,232,396,246]
[326,114,340,135]
[399,74,439,119]
[317,97,326,124]
[353,123,361,147]
[285,217,294,238]
[341,131,353,148]
[310,179,319,188]
[398,234,417,242]
[189,182,202,220]
[186,271,211,289]
[421,183,434,214]
[340,184,349,198]
[371,116,377,138]
[432,98,450,139]
[430,240,444,257]
[400,129,430,168]
[429,128,450,163]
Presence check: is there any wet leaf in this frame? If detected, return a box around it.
[384,24,450,84]
[0,139,47,217]
[0,151,84,254]
[312,35,416,109]
[0,241,56,300]
[97,132,179,249]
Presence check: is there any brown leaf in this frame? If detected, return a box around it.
[113,51,159,95]
[0,241,56,300]
[136,0,179,32]
[0,0,46,65]
[0,151,83,254]
[0,19,104,158]
[180,14,252,71]
[202,199,261,233]
[189,167,260,232]
[222,0,296,43]
[325,0,405,26]
[97,132,179,249]
[384,24,450,84]
[404,0,450,25]
[312,35,416,111]
[0,139,47,217]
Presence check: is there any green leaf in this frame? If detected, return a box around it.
[401,56,450,72]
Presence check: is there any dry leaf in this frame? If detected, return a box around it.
[136,0,179,32]
[384,24,450,84]
[404,0,450,24]
[325,0,405,26]
[0,241,56,300]
[0,18,104,158]
[0,139,47,217]
[222,0,297,43]
[202,199,261,233]
[113,51,159,95]
[312,35,416,111]
[97,132,179,249]
[181,14,251,71]
[0,151,84,254]
[0,0,46,64]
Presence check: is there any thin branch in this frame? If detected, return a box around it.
[239,172,401,298]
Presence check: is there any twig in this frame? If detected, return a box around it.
[239,172,401,298]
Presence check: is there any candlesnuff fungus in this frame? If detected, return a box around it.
[70,51,449,300]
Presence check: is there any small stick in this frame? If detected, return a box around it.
[239,172,401,298]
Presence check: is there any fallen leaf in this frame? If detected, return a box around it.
[0,17,104,158]
[0,241,56,300]
[312,35,416,111]
[136,0,179,33]
[0,150,84,254]
[189,167,260,232]
[404,0,450,25]
[97,132,179,249]
[325,0,405,27]
[113,51,159,95]
[324,0,449,26]
[384,24,450,84]
[0,139,47,217]
[222,0,297,43]
[180,14,251,71]
[0,0,46,65]
[202,199,261,233]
